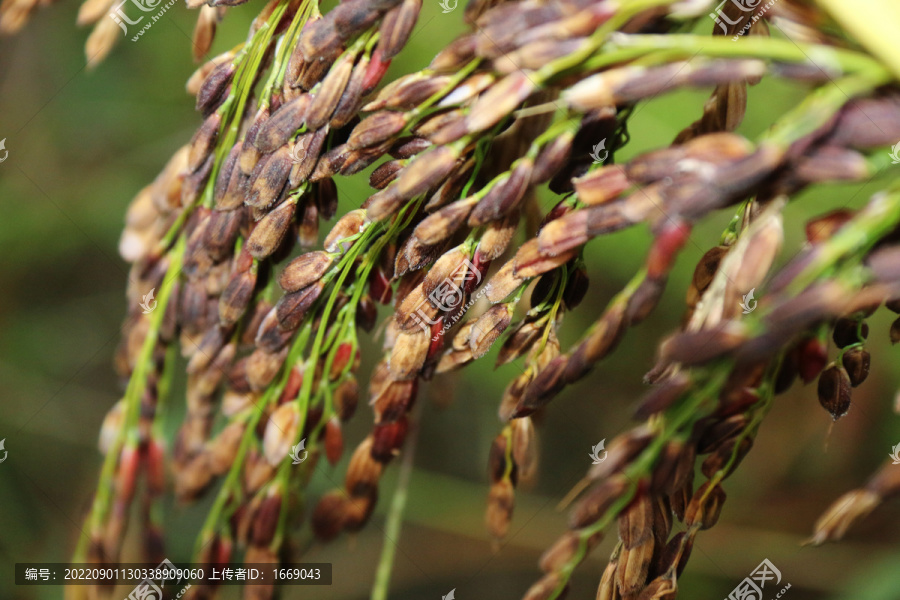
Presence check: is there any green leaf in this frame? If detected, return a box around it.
[815,0,900,80]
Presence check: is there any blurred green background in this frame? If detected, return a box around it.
[2,3,900,599]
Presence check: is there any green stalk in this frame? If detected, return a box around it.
[535,267,568,356]
[605,34,887,76]
[201,0,291,208]
[786,185,900,295]
[265,0,316,98]
[763,75,890,149]
[194,390,272,554]
[535,0,681,82]
[74,236,186,560]
[403,58,481,127]
[370,402,422,600]
[194,322,313,552]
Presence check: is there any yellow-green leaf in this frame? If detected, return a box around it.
[815,0,900,81]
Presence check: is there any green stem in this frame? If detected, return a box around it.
[535,0,682,82]
[763,74,889,148]
[265,0,315,99]
[786,185,900,295]
[407,59,480,119]
[75,236,186,560]
[604,34,887,76]
[194,323,313,551]
[370,402,422,600]
[202,0,291,208]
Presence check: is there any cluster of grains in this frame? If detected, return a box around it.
[74,0,428,595]
[10,0,900,597]
[527,182,900,599]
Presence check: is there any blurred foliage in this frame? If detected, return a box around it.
[2,4,900,599]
